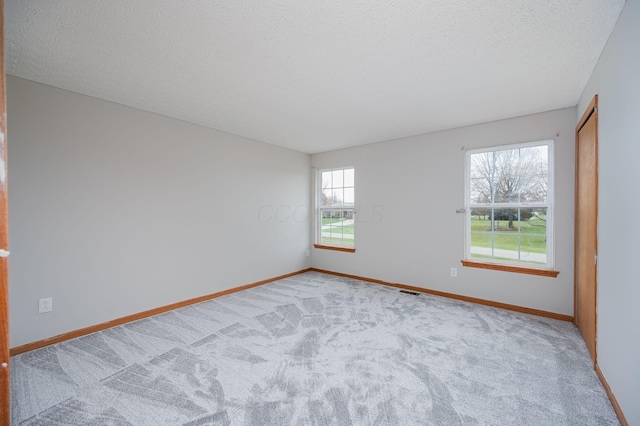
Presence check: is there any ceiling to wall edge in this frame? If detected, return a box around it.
[6,74,581,156]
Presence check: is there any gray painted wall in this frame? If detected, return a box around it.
[7,76,311,347]
[311,108,576,315]
[578,0,640,423]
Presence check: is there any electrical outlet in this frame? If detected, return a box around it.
[450,267,458,278]
[306,249,310,257]
[38,298,53,314]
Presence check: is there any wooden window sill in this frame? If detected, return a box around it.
[461,260,559,277]
[314,244,356,253]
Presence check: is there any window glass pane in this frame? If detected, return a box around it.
[476,145,550,204]
[470,208,493,259]
[518,146,548,202]
[521,207,547,235]
[344,168,355,187]
[491,148,520,203]
[331,189,343,206]
[492,234,520,262]
[493,208,520,231]
[321,188,332,206]
[322,171,332,190]
[470,208,491,221]
[470,208,548,262]
[320,208,354,248]
[470,178,490,204]
[477,211,494,232]
[470,152,494,180]
[344,187,354,204]
[332,170,344,189]
[470,232,492,259]
[520,236,547,264]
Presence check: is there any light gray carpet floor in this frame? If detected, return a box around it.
[10,271,618,425]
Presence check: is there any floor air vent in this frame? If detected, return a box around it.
[399,290,420,296]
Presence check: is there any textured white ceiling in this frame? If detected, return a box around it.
[6,0,624,154]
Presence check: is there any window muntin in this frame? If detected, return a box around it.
[466,141,553,268]
[317,167,355,249]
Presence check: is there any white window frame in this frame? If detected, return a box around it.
[464,140,554,269]
[315,166,355,250]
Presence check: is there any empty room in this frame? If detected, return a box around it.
[1,0,638,425]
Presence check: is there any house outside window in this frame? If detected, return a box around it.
[315,167,355,251]
[465,141,554,269]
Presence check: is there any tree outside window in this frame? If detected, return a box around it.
[466,142,553,267]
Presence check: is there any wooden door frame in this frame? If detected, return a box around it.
[0,0,10,423]
[574,94,598,364]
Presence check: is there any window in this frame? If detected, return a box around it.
[315,167,355,251]
[465,141,554,272]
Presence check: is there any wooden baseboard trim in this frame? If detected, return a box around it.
[309,268,574,322]
[10,268,312,356]
[11,266,574,355]
[595,363,629,426]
